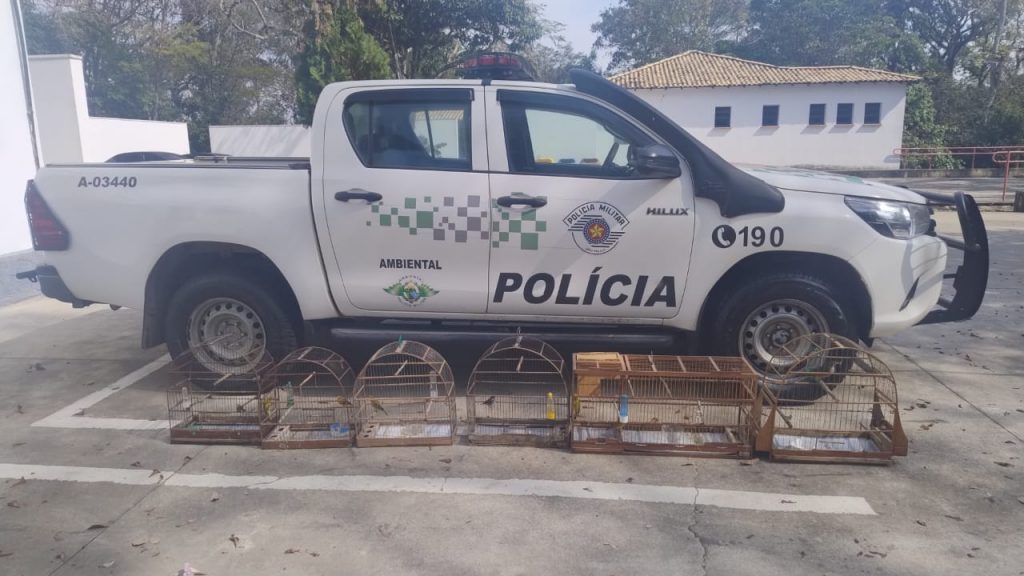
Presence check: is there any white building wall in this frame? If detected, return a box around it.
[631,83,908,169]
[0,0,37,255]
[28,54,189,165]
[210,125,310,157]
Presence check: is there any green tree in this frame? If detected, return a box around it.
[359,0,544,79]
[592,0,747,72]
[293,1,391,125]
[901,81,957,168]
[733,0,926,70]
[524,23,598,84]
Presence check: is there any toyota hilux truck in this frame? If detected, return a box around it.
[17,66,989,375]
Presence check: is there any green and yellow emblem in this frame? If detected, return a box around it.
[384,275,439,307]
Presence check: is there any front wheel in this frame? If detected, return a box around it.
[709,272,857,379]
[164,273,299,378]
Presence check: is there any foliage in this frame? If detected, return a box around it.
[901,82,958,168]
[524,23,598,84]
[358,0,544,79]
[293,1,390,125]
[592,0,747,72]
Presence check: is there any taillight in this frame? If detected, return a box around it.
[25,181,69,251]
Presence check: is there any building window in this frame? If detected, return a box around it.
[864,102,881,124]
[714,106,731,128]
[836,103,854,125]
[761,105,780,127]
[808,103,826,125]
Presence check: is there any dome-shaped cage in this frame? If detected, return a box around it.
[167,337,275,445]
[755,333,907,463]
[353,340,455,447]
[571,353,759,457]
[261,347,357,449]
[466,336,568,446]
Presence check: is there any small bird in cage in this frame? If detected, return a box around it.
[335,395,352,406]
[262,396,274,418]
[482,395,496,407]
[370,398,389,415]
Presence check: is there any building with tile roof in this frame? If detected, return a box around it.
[610,51,918,169]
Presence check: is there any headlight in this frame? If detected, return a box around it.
[844,197,932,239]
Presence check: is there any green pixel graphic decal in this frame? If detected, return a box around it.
[365,195,547,250]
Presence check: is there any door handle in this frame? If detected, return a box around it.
[496,195,547,208]
[334,189,382,202]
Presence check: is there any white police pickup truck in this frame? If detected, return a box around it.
[18,60,988,375]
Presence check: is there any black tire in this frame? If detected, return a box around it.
[164,273,298,390]
[708,272,857,401]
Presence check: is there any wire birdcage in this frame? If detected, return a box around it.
[755,333,907,463]
[466,336,568,446]
[571,352,758,457]
[261,347,356,449]
[167,337,275,445]
[353,340,456,447]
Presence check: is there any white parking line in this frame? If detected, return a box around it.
[31,354,171,430]
[0,462,876,515]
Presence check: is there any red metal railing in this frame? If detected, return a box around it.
[894,146,1024,202]
[893,145,1024,170]
[993,150,1024,201]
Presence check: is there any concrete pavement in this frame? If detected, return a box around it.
[0,212,1022,576]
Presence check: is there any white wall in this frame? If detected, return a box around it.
[0,0,37,255]
[632,83,908,169]
[83,118,189,162]
[28,54,189,164]
[210,125,310,157]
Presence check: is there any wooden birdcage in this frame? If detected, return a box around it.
[353,340,456,447]
[466,336,568,447]
[167,338,275,445]
[571,353,758,457]
[755,333,907,463]
[261,347,356,449]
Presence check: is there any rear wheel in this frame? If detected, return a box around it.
[709,272,858,399]
[164,273,298,379]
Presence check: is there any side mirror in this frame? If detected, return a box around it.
[629,144,681,179]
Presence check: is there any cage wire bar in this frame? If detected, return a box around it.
[466,336,568,446]
[571,352,758,457]
[353,340,456,447]
[261,347,357,449]
[755,333,907,463]
[167,337,276,445]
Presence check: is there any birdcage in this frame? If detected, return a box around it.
[466,336,568,447]
[261,347,357,449]
[166,338,275,445]
[571,352,758,457]
[353,340,456,447]
[755,333,907,463]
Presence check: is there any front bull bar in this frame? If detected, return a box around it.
[914,191,989,325]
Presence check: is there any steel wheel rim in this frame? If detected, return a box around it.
[186,297,266,373]
[739,298,829,372]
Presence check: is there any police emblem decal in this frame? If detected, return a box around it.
[383,275,439,306]
[563,202,629,255]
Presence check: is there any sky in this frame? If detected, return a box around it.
[537,0,617,68]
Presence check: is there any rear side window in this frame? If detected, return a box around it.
[344,94,471,171]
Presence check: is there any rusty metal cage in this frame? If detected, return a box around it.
[353,340,456,447]
[261,347,357,449]
[166,338,275,445]
[755,333,907,463]
[571,353,758,457]
[466,336,568,446]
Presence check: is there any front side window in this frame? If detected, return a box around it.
[762,105,779,127]
[344,98,471,170]
[501,95,656,178]
[837,103,854,125]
